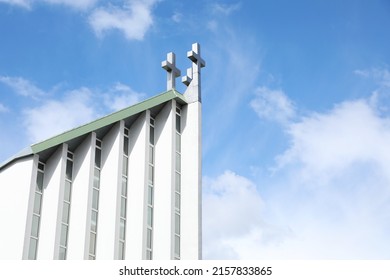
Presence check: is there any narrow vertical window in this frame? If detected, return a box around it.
[59,151,73,259]
[174,107,181,259]
[118,127,129,259]
[89,138,102,260]
[146,117,155,260]
[28,161,45,260]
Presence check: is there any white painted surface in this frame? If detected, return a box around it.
[53,144,68,259]
[37,145,64,259]
[181,101,202,259]
[154,101,175,259]
[126,112,148,259]
[0,157,34,259]
[113,120,126,259]
[67,134,93,259]
[97,123,121,259]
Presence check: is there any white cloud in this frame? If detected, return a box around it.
[355,68,390,87]
[277,99,390,182]
[207,20,218,32]
[206,82,390,259]
[203,171,265,259]
[42,0,98,10]
[250,86,296,125]
[201,26,262,158]
[0,103,9,113]
[203,171,300,259]
[0,0,31,9]
[89,0,157,40]
[275,97,390,260]
[355,67,390,117]
[103,82,145,112]
[15,78,145,143]
[0,76,45,98]
[0,0,159,40]
[23,87,98,143]
[171,11,182,23]
[0,0,98,10]
[212,2,241,16]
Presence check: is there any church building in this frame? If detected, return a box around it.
[0,43,205,260]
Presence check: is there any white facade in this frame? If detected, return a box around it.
[0,43,205,260]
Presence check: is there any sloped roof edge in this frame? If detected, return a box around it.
[0,146,34,171]
[31,89,186,153]
[0,89,186,170]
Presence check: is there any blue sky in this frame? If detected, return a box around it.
[1,0,390,259]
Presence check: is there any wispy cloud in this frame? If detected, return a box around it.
[0,76,45,98]
[355,68,390,87]
[89,0,157,40]
[23,87,98,143]
[0,0,31,9]
[0,76,144,143]
[0,103,9,113]
[355,67,390,116]
[212,2,241,16]
[206,20,218,32]
[250,86,296,125]
[171,11,182,23]
[22,84,145,143]
[201,23,262,162]
[0,0,97,10]
[103,82,145,112]
[42,0,98,10]
[0,0,157,40]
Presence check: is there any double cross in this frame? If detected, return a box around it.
[161,43,205,92]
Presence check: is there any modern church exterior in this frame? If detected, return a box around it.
[0,43,205,260]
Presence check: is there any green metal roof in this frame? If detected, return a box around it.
[1,89,187,170]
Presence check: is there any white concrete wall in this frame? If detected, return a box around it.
[53,144,69,259]
[67,134,93,259]
[126,112,148,259]
[22,154,40,260]
[154,100,175,259]
[37,145,65,259]
[113,120,126,259]
[0,98,201,260]
[97,123,121,259]
[0,156,34,259]
[181,101,202,260]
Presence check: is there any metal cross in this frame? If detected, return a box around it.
[161,52,181,91]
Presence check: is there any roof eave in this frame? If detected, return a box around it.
[0,147,34,171]
[0,89,187,171]
[31,89,187,154]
